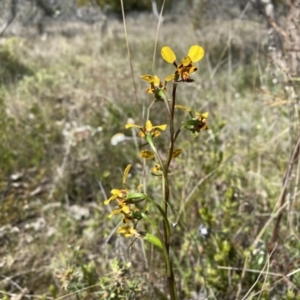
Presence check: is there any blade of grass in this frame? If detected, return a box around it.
[120,0,140,124]
[152,0,165,72]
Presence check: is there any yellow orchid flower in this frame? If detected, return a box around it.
[172,149,183,158]
[140,74,175,100]
[104,189,128,205]
[161,45,204,82]
[125,120,167,138]
[181,111,209,135]
[150,164,163,176]
[108,201,131,219]
[140,150,155,159]
[141,75,163,94]
[117,225,139,238]
[194,111,209,131]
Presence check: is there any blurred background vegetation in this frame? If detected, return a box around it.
[0,0,300,299]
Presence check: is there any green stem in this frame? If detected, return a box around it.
[146,136,169,216]
[173,126,182,143]
[166,83,177,170]
[146,100,155,121]
[160,90,171,117]
[165,82,178,300]
[146,82,178,300]
[143,194,171,242]
[143,195,176,300]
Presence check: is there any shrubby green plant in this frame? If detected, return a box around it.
[0,38,33,86]
[0,98,15,174]
[56,255,143,299]
[97,259,143,300]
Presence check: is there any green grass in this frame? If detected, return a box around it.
[0,12,299,300]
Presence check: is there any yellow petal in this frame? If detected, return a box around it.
[104,191,119,205]
[195,111,209,118]
[104,198,113,205]
[165,74,175,82]
[121,205,130,214]
[117,225,138,237]
[153,124,167,131]
[153,76,161,85]
[172,149,183,158]
[125,124,141,129]
[188,45,204,62]
[108,208,121,218]
[123,164,131,184]
[188,65,197,74]
[138,131,146,138]
[146,87,154,94]
[140,74,155,82]
[182,56,192,67]
[111,189,121,194]
[153,130,161,137]
[145,120,153,131]
[175,104,191,112]
[161,46,176,64]
[140,150,155,159]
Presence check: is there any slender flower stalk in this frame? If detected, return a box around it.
[104,45,207,300]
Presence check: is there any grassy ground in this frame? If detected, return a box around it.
[0,11,299,300]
